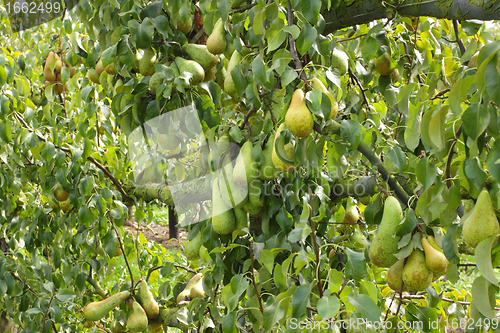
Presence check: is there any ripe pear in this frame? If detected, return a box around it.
[375,52,393,76]
[212,179,236,235]
[47,196,59,210]
[139,49,156,76]
[184,231,202,260]
[206,18,227,55]
[391,68,400,83]
[189,276,205,299]
[330,49,348,75]
[285,89,314,137]
[175,57,205,85]
[422,237,448,276]
[88,68,101,84]
[310,77,338,120]
[138,280,159,319]
[182,44,219,71]
[43,51,57,81]
[368,196,403,267]
[462,189,500,248]
[219,157,248,209]
[271,123,294,172]
[53,82,68,94]
[95,59,104,76]
[54,183,70,202]
[176,273,202,304]
[234,208,249,230]
[83,291,130,321]
[224,50,242,98]
[105,62,118,75]
[402,249,433,291]
[149,73,163,94]
[233,141,256,186]
[387,259,407,292]
[248,178,264,209]
[344,201,359,224]
[427,235,444,253]
[54,55,63,73]
[204,66,217,82]
[59,198,73,212]
[260,134,279,181]
[171,16,193,34]
[126,299,148,332]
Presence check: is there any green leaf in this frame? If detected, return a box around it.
[317,295,340,319]
[471,276,495,319]
[397,83,417,117]
[56,289,77,303]
[484,54,500,106]
[428,105,449,151]
[295,24,317,56]
[475,236,499,286]
[396,208,417,236]
[101,45,117,69]
[0,121,11,143]
[300,0,321,25]
[449,76,475,117]
[387,145,406,172]
[462,103,490,141]
[340,120,364,150]
[415,157,437,190]
[486,139,500,184]
[291,284,310,317]
[463,157,487,191]
[347,294,380,323]
[266,19,287,53]
[263,298,285,331]
[128,18,155,49]
[259,249,275,274]
[252,54,268,87]
[222,311,237,333]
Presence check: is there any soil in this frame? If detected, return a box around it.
[123,219,187,251]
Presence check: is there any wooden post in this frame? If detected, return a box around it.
[168,205,178,239]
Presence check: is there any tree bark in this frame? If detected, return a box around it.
[323,0,500,34]
[168,205,178,239]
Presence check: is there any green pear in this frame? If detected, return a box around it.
[427,235,444,253]
[387,259,407,292]
[216,66,226,90]
[224,50,242,98]
[105,62,118,75]
[88,68,101,84]
[95,59,104,76]
[203,65,217,82]
[184,232,202,260]
[206,18,227,55]
[375,52,393,76]
[212,179,236,235]
[392,68,400,83]
[47,195,59,210]
[138,280,159,319]
[139,49,156,76]
[83,291,131,321]
[175,57,205,85]
[344,200,359,223]
[54,55,63,73]
[271,123,294,172]
[149,73,163,94]
[330,49,348,75]
[422,236,448,276]
[54,183,70,202]
[176,273,202,304]
[43,51,56,81]
[219,157,248,209]
[243,200,262,217]
[285,89,314,137]
[234,208,249,230]
[310,77,339,120]
[182,44,219,71]
[248,178,264,209]
[126,299,148,332]
[171,16,193,34]
[260,134,279,181]
[59,197,73,212]
[368,196,403,267]
[402,249,433,291]
[233,141,257,186]
[462,189,500,248]
[189,276,205,299]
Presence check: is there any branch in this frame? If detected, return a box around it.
[249,241,264,315]
[111,217,134,288]
[238,106,257,130]
[230,3,256,14]
[287,0,307,82]
[309,191,323,298]
[349,69,370,109]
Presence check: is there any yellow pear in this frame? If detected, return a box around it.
[219,156,248,209]
[224,50,242,98]
[271,123,294,172]
[126,298,148,332]
[43,51,57,81]
[88,68,101,84]
[233,141,257,186]
[83,291,130,321]
[462,189,500,248]
[54,183,70,202]
[310,77,338,120]
[184,231,202,261]
[259,134,279,181]
[95,59,104,76]
[330,49,348,75]
[285,89,314,137]
[343,200,359,223]
[234,208,249,230]
[139,49,156,76]
[182,44,219,72]
[402,249,433,291]
[54,54,63,73]
[427,235,444,253]
[387,259,407,292]
[176,273,202,304]
[375,52,393,76]
[206,18,227,55]
[211,178,236,235]
[138,280,159,319]
[422,236,448,276]
[189,276,205,299]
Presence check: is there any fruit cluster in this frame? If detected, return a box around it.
[43,51,76,94]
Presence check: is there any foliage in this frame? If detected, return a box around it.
[1,0,500,332]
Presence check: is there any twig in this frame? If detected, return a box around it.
[431,88,451,100]
[40,295,55,333]
[445,123,463,188]
[174,263,197,274]
[452,20,466,57]
[337,34,367,43]
[309,190,323,298]
[238,106,257,130]
[110,216,134,288]
[249,241,264,314]
[286,0,307,82]
[348,69,370,109]
[189,28,205,44]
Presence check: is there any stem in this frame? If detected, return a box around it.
[40,295,55,333]
[309,190,323,298]
[239,106,257,130]
[287,0,307,82]
[110,217,134,288]
[249,241,264,314]
[445,123,463,188]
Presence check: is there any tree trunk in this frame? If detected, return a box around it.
[168,205,178,239]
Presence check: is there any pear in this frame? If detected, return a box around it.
[175,57,205,85]
[204,65,217,82]
[53,82,68,95]
[189,276,205,299]
[248,178,264,209]
[83,291,130,321]
[43,51,57,81]
[462,189,500,248]
[171,16,193,34]
[138,280,159,319]
[219,156,248,209]
[375,52,393,76]
[54,55,63,73]
[139,49,156,76]
[344,200,359,224]
[199,245,211,262]
[47,196,59,210]
[184,231,202,261]
[468,52,479,68]
[271,123,294,172]
[95,59,104,76]
[216,66,226,90]
[402,249,433,291]
[391,68,400,83]
[126,299,148,332]
[330,49,348,75]
[387,259,407,292]
[206,18,227,55]
[212,178,236,235]
[244,200,262,216]
[54,183,70,202]
[88,68,101,84]
[427,235,444,253]
[176,273,203,304]
[149,73,163,94]
[182,44,219,71]
[422,236,448,276]
[233,141,257,186]
[368,196,403,267]
[105,62,118,75]
[285,89,314,137]
[234,208,249,230]
[224,50,242,98]
[310,77,339,120]
[260,134,279,181]
[59,198,73,212]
